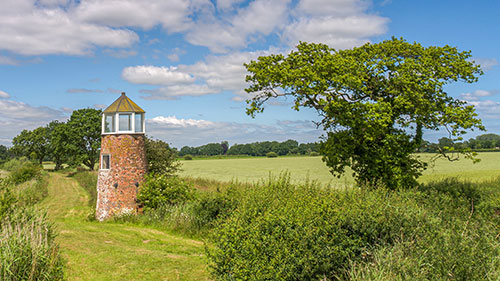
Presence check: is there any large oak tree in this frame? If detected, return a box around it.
[244,38,484,189]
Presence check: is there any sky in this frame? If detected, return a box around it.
[0,0,499,148]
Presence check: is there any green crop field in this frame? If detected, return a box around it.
[180,152,500,186]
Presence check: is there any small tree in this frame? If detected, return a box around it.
[66,108,101,170]
[245,38,484,189]
[145,137,181,176]
[47,121,69,170]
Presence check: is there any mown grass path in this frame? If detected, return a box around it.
[41,173,210,281]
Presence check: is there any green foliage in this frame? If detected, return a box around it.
[184,154,193,160]
[7,161,42,185]
[145,137,181,176]
[72,171,98,207]
[245,38,484,189]
[14,173,49,207]
[266,151,278,158]
[2,157,30,172]
[47,120,70,170]
[138,175,195,209]
[11,127,50,164]
[309,151,320,156]
[66,108,102,170]
[0,180,16,220]
[0,208,64,281]
[207,175,431,280]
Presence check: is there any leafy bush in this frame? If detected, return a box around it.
[0,208,64,280]
[266,151,278,158]
[191,188,240,230]
[138,175,195,209]
[145,137,181,176]
[0,179,16,220]
[7,161,42,185]
[207,175,432,280]
[15,173,49,206]
[184,154,193,160]
[309,151,320,156]
[1,157,30,172]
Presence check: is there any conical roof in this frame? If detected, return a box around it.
[103,92,145,113]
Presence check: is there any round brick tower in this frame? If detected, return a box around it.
[96,92,147,221]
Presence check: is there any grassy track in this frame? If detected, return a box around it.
[41,173,209,281]
[180,152,500,186]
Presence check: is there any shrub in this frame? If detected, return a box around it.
[0,179,16,220]
[191,188,240,230]
[138,175,195,209]
[145,137,181,176]
[207,175,431,280]
[1,157,30,172]
[309,151,320,156]
[0,208,64,280]
[184,154,193,160]
[7,161,42,185]
[15,173,49,206]
[266,151,278,158]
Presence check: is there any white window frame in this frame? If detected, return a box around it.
[102,112,146,134]
[101,154,111,170]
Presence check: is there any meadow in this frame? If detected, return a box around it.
[2,152,500,280]
[180,152,500,185]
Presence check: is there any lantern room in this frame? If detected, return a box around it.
[102,92,145,134]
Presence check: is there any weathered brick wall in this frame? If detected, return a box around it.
[96,134,147,221]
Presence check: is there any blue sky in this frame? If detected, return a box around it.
[0,0,498,148]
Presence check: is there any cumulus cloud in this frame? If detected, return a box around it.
[146,115,322,147]
[186,0,291,53]
[283,0,389,49]
[125,49,272,100]
[460,89,496,102]
[0,98,67,145]
[0,90,10,99]
[471,57,498,71]
[0,0,138,56]
[122,66,195,86]
[66,88,104,94]
[73,0,194,32]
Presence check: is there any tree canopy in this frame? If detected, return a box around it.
[245,38,484,189]
[66,108,102,170]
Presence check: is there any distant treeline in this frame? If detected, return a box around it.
[178,140,319,156]
[420,133,500,153]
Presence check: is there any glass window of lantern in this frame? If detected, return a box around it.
[119,113,132,131]
[104,114,115,133]
[135,113,143,132]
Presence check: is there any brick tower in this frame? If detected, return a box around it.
[96,92,147,221]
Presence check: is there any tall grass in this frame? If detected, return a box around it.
[71,170,97,207]
[0,208,64,281]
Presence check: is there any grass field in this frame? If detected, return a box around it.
[180,152,500,186]
[40,173,209,281]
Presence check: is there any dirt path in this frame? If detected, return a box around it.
[41,173,209,281]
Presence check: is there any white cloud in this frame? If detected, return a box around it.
[295,0,369,17]
[471,57,498,71]
[283,15,389,49]
[0,56,19,65]
[0,98,67,145]
[146,115,322,147]
[0,0,139,56]
[461,89,495,102]
[186,0,291,53]
[140,85,216,99]
[102,49,137,58]
[74,0,194,32]
[149,116,215,128]
[0,90,10,99]
[122,66,195,86]
[125,49,272,100]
